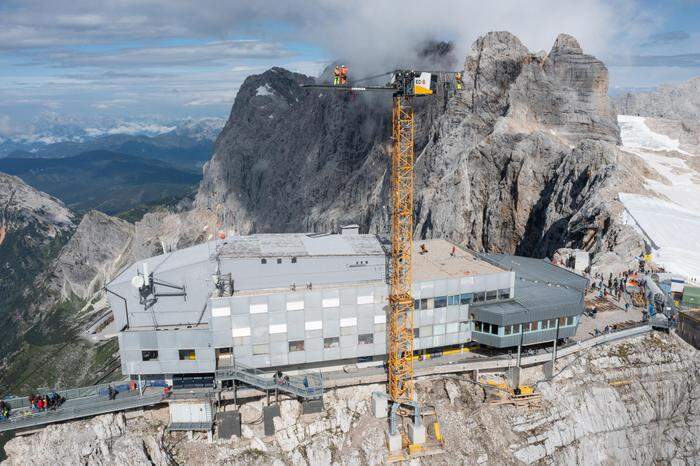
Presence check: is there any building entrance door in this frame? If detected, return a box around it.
[216,347,233,368]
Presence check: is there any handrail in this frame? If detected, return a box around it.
[216,362,323,399]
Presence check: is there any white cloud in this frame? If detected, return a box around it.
[0,114,26,137]
[48,40,293,68]
[0,0,693,124]
[84,122,175,137]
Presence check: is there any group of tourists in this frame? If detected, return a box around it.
[29,393,65,412]
[590,271,631,301]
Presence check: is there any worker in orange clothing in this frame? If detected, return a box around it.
[340,65,348,85]
[333,65,340,85]
[455,72,463,90]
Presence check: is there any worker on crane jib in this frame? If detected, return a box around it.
[455,72,463,90]
[333,65,340,86]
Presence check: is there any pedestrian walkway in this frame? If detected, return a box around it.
[0,387,167,433]
[216,362,323,399]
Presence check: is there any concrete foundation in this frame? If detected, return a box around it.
[387,431,403,452]
[508,366,521,389]
[371,394,388,418]
[543,360,554,379]
[407,421,426,445]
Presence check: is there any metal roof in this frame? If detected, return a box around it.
[216,232,385,258]
[481,254,589,290]
[471,253,586,326]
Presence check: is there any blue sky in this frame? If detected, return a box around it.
[0,0,698,138]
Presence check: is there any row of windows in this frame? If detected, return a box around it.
[473,316,576,336]
[215,288,511,318]
[412,322,469,337]
[413,288,510,310]
[142,349,196,361]
[214,294,384,317]
[260,257,298,264]
[282,334,375,353]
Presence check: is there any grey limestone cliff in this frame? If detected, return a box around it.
[615,76,700,121]
[195,32,635,266]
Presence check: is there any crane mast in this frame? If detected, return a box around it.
[301,69,458,406]
[388,93,415,402]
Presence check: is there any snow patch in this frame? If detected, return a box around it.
[617,114,700,281]
[256,84,274,96]
[619,194,700,280]
[618,115,690,155]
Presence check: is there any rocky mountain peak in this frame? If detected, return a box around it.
[195,30,632,266]
[52,210,134,300]
[551,33,583,54]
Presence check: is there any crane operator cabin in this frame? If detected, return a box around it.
[105,227,587,385]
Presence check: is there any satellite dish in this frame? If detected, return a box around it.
[131,275,145,289]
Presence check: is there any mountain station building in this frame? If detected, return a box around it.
[105,227,587,384]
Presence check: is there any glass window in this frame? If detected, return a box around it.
[523,322,534,332]
[474,321,482,332]
[261,258,267,264]
[142,350,158,361]
[420,298,428,310]
[288,340,305,352]
[253,344,269,355]
[473,292,485,303]
[541,320,549,330]
[322,296,339,308]
[250,303,268,314]
[434,296,447,308]
[426,298,434,309]
[414,299,420,310]
[460,293,472,305]
[291,257,297,264]
[324,337,339,349]
[548,319,556,328]
[413,328,420,338]
[504,325,511,335]
[277,258,282,264]
[482,323,490,334]
[498,288,510,299]
[559,317,567,327]
[358,334,374,345]
[447,295,456,306]
[566,316,575,326]
[178,349,196,360]
[486,290,497,301]
[286,300,304,311]
[490,324,499,335]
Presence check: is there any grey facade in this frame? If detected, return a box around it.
[107,230,585,377]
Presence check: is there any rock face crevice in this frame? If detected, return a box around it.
[195,31,633,264]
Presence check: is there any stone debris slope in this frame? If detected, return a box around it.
[4,333,697,465]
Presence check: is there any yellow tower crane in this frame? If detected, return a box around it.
[302,70,456,453]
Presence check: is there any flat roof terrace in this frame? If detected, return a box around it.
[412,239,504,281]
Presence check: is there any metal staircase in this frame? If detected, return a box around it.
[216,363,323,400]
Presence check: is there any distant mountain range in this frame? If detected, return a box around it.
[0,150,201,215]
[0,117,225,170]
